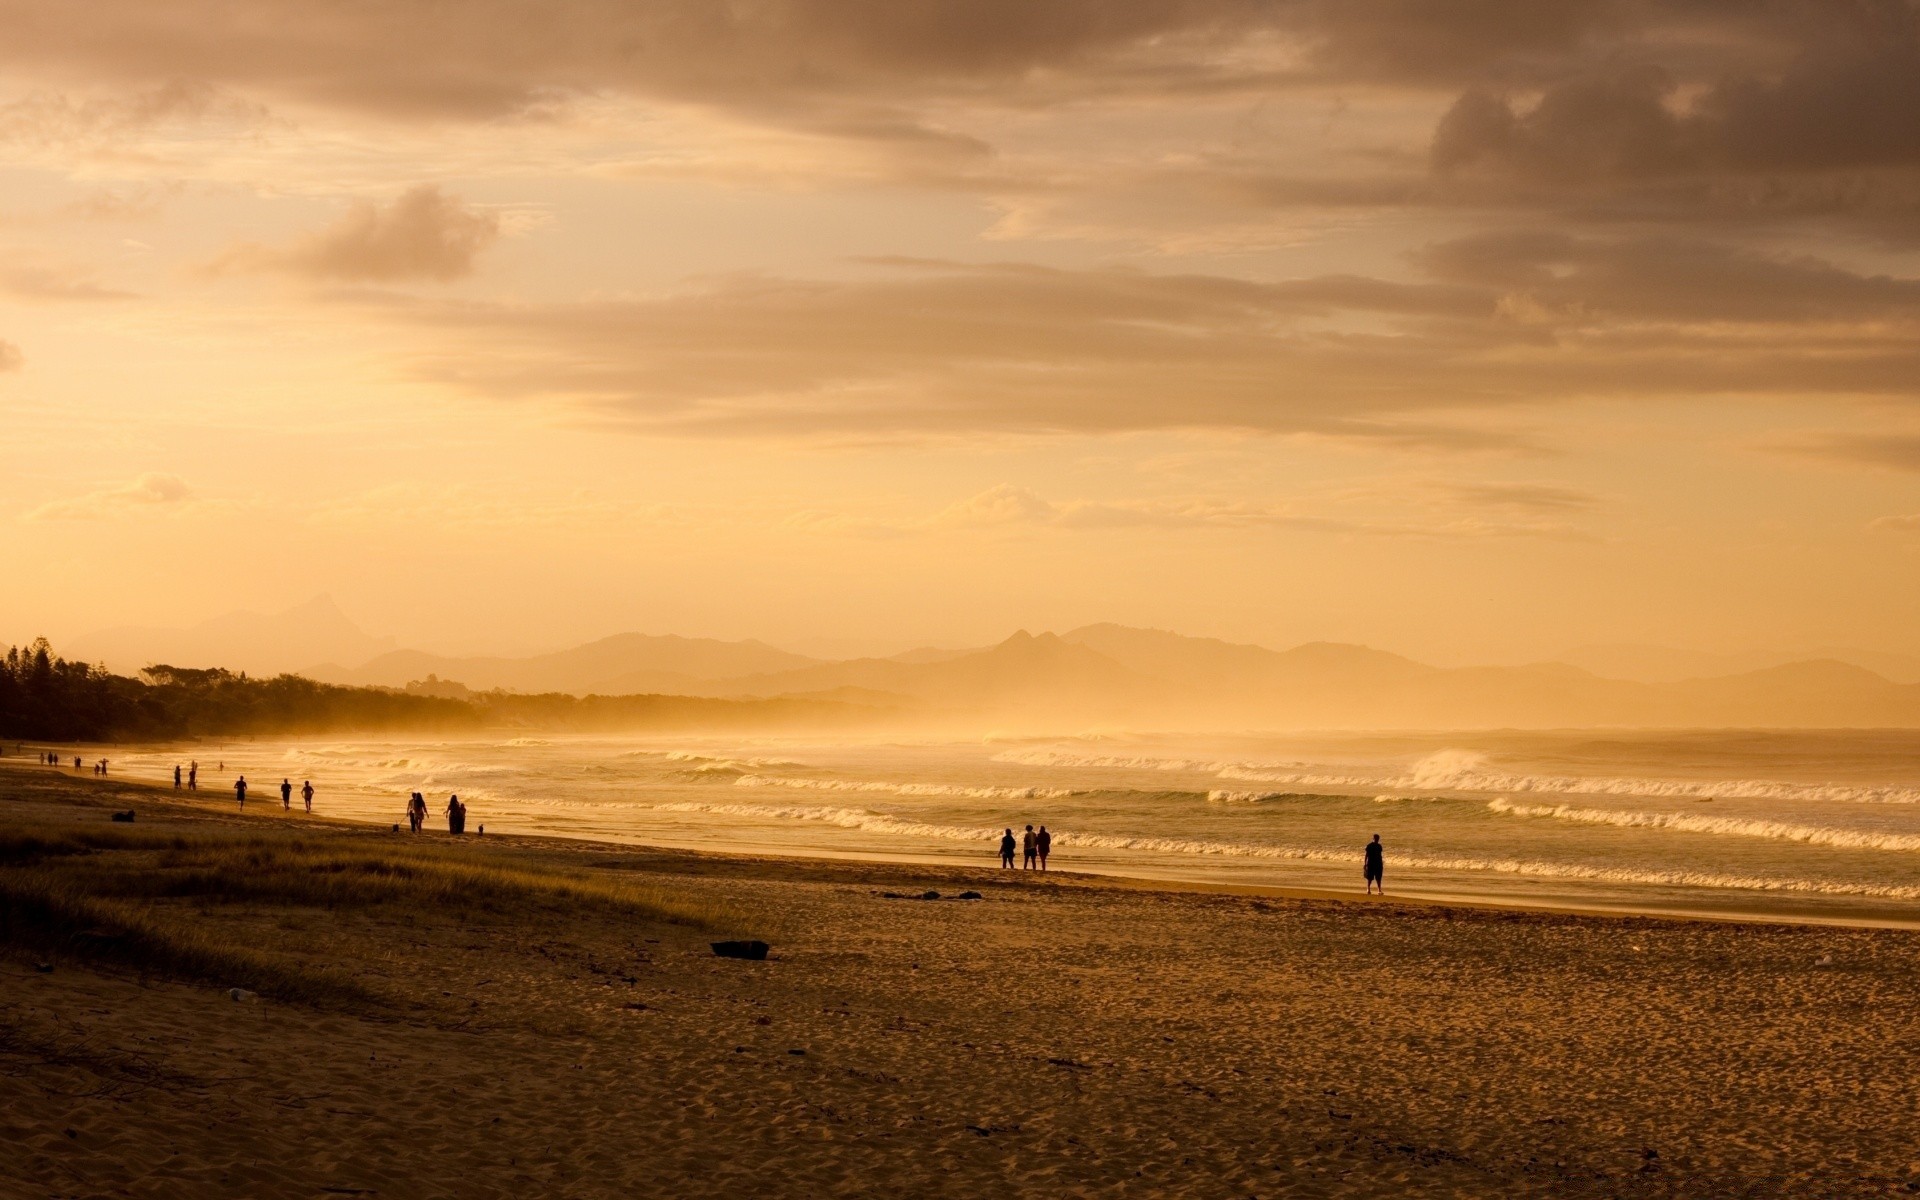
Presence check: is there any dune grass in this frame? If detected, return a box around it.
[0,813,744,1008]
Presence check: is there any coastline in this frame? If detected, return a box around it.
[6,758,1912,931]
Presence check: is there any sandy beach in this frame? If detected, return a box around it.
[3,766,1918,1198]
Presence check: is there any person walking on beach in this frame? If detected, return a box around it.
[408,792,426,833]
[188,761,198,791]
[446,794,464,835]
[174,764,182,789]
[281,778,293,810]
[1363,833,1385,895]
[1022,824,1038,870]
[235,775,248,809]
[999,828,1016,868]
[301,780,314,813]
[1037,825,1051,871]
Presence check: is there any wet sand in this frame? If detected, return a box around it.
[3,767,1918,1198]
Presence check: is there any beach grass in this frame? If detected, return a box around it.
[0,810,742,1008]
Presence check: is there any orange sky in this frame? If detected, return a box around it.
[3,1,1918,663]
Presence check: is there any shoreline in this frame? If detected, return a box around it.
[7,758,1912,931]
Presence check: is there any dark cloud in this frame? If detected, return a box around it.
[370,249,1920,439]
[1,0,1914,241]
[1415,232,1920,323]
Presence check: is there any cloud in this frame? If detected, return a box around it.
[309,482,681,531]
[812,482,1596,540]
[1777,433,1920,473]
[0,265,135,301]
[0,339,19,371]
[223,186,501,282]
[0,80,266,147]
[0,1,1912,248]
[1434,481,1598,513]
[375,248,1920,440]
[25,472,193,520]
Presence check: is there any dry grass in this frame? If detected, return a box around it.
[0,815,744,1008]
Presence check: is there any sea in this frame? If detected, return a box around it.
[105,728,1920,927]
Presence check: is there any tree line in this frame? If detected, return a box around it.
[0,640,478,741]
[0,640,884,742]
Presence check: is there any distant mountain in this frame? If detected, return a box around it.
[282,618,1920,729]
[70,595,395,678]
[310,632,821,695]
[1555,643,1750,683]
[706,630,1144,715]
[1556,642,1920,686]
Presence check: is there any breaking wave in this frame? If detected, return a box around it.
[734,774,1082,801]
[1486,798,1920,852]
[1032,745,1920,806]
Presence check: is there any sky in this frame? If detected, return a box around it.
[3,0,1919,664]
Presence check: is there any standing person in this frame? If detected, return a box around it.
[1363,834,1385,895]
[301,780,314,813]
[1037,826,1052,871]
[1022,824,1038,870]
[74,756,81,770]
[446,794,463,835]
[188,761,198,791]
[999,828,1016,869]
[408,792,426,833]
[280,779,293,810]
[235,775,248,809]
[174,764,182,789]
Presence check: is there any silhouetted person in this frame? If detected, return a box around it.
[174,764,182,789]
[235,776,248,809]
[408,792,426,833]
[281,778,293,810]
[188,761,198,791]
[1037,826,1051,871]
[73,756,81,770]
[301,780,314,813]
[1022,824,1038,870]
[446,794,464,835]
[1364,834,1384,895]
[999,828,1016,868]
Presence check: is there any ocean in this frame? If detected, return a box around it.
[107,728,1920,926]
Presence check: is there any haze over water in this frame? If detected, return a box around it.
[118,728,1920,927]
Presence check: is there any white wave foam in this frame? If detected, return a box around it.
[1218,749,1920,807]
[734,774,1080,801]
[649,801,1005,843]
[991,748,1233,773]
[655,801,1920,901]
[1486,798,1920,852]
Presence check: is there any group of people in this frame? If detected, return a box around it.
[408,791,476,836]
[226,774,313,813]
[998,824,1053,870]
[990,824,1389,893]
[38,751,104,773]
